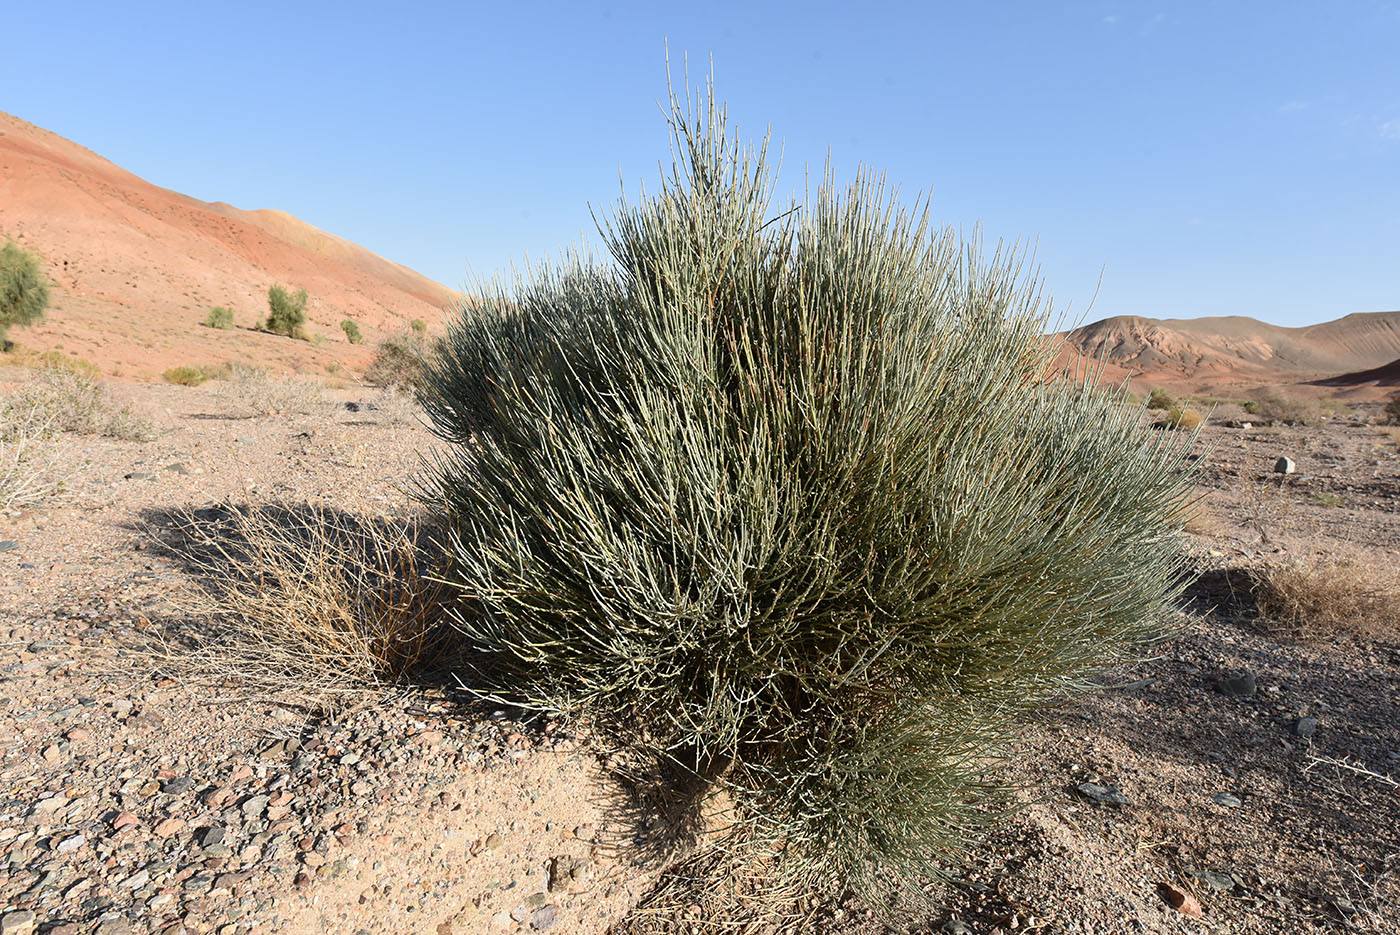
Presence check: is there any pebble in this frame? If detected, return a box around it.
[0,540,18,553]
[56,832,86,852]
[0,910,36,935]
[241,794,270,818]
[1200,870,1235,891]
[941,922,975,935]
[1294,717,1317,738]
[1213,791,1243,808]
[1218,672,1257,698]
[1075,782,1131,806]
[530,904,557,931]
[154,817,186,837]
[1273,456,1296,474]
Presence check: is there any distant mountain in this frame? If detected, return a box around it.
[0,110,458,380]
[1056,311,1400,392]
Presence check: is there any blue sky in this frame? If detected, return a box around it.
[5,1,1398,327]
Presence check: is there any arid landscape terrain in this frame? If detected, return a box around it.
[2,114,1398,935]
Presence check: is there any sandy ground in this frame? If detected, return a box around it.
[1,376,1397,935]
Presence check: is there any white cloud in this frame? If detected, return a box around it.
[1380,120,1400,140]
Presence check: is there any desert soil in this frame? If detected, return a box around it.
[1,377,1397,935]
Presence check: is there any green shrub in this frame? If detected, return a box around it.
[204,307,236,330]
[263,285,307,338]
[409,317,427,336]
[1242,399,1261,415]
[419,86,1194,913]
[0,240,50,346]
[340,319,363,344]
[1382,392,1400,426]
[1146,387,1175,410]
[163,365,207,386]
[1250,392,1317,425]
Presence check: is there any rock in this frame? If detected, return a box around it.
[56,832,86,852]
[1294,716,1318,738]
[941,923,975,935]
[491,910,512,930]
[241,793,270,818]
[235,436,255,444]
[111,811,140,832]
[1200,870,1235,891]
[510,903,529,923]
[165,463,189,474]
[1273,456,1296,474]
[162,776,193,794]
[200,825,226,847]
[1218,672,1256,698]
[1213,791,1242,808]
[1075,782,1131,806]
[123,472,156,481]
[1,910,36,935]
[530,905,558,931]
[1157,881,1203,919]
[485,832,504,850]
[0,540,17,553]
[96,918,132,935]
[154,817,186,837]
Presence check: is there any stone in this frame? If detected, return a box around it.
[1218,672,1256,698]
[1075,782,1130,806]
[1,910,36,935]
[161,776,193,794]
[124,472,156,481]
[941,923,975,935]
[1212,791,1242,808]
[491,910,512,930]
[200,826,227,848]
[165,463,189,474]
[1200,870,1235,891]
[154,817,186,837]
[0,541,18,553]
[530,905,557,931]
[485,832,504,850]
[1273,456,1296,474]
[1294,716,1318,738]
[240,794,270,818]
[56,832,86,852]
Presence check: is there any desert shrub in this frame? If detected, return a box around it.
[154,504,452,709]
[0,240,50,346]
[1309,492,1344,508]
[340,319,363,344]
[1250,392,1316,425]
[1166,406,1203,430]
[214,364,327,417]
[0,402,67,510]
[1254,546,1400,640]
[204,307,236,329]
[1242,399,1261,414]
[1383,392,1400,426]
[419,85,1195,911]
[365,330,431,389]
[1146,387,1175,410]
[409,317,427,336]
[3,366,156,441]
[263,285,308,338]
[163,365,207,386]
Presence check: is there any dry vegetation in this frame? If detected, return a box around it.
[213,364,328,417]
[1252,544,1400,641]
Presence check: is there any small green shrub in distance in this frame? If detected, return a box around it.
[409,317,427,336]
[204,307,236,330]
[0,240,50,346]
[1310,492,1344,508]
[1146,387,1175,410]
[365,330,430,389]
[263,285,308,338]
[1242,399,1261,415]
[340,319,363,344]
[163,365,207,386]
[1385,393,1400,425]
[419,84,1196,913]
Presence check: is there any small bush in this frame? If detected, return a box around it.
[163,365,207,386]
[1249,392,1316,425]
[204,307,236,330]
[1254,547,1400,640]
[263,285,308,338]
[1146,387,1175,410]
[0,402,68,510]
[409,317,427,336]
[154,504,452,709]
[365,330,431,389]
[215,364,327,417]
[419,83,1194,912]
[0,240,50,346]
[2,366,156,441]
[340,319,363,344]
[1242,399,1261,414]
[1166,406,1203,430]
[1383,392,1400,426]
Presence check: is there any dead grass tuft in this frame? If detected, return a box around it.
[214,365,328,418]
[0,405,69,511]
[1253,545,1400,640]
[2,365,156,441]
[151,503,456,709]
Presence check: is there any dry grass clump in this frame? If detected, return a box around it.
[1254,545,1400,640]
[1166,406,1204,430]
[214,364,328,417]
[1384,393,1400,426]
[1244,392,1318,425]
[368,385,419,425]
[154,503,454,709]
[2,365,156,441]
[0,405,68,511]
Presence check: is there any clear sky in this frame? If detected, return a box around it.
[5,1,1398,327]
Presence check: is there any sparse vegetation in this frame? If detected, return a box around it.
[0,240,50,347]
[263,285,308,339]
[214,365,327,417]
[418,85,1195,912]
[203,307,236,330]
[0,402,67,511]
[1310,492,1344,508]
[409,317,427,336]
[1147,387,1175,410]
[1384,392,1400,426]
[340,319,363,344]
[162,365,207,386]
[2,366,156,441]
[365,329,431,390]
[1248,392,1317,426]
[155,504,452,709]
[1254,546,1400,640]
[1166,406,1204,430]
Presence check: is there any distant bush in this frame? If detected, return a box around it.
[1166,406,1203,430]
[340,319,363,344]
[409,317,427,336]
[2,366,156,441]
[0,240,50,347]
[1242,399,1261,415]
[418,85,1195,913]
[365,330,431,390]
[263,285,308,338]
[163,365,207,386]
[215,364,327,418]
[1249,392,1316,425]
[204,307,236,330]
[1383,392,1400,426]
[1146,387,1175,410]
